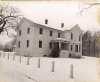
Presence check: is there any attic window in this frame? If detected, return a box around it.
[45,19,48,24]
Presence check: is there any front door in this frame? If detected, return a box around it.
[49,42,60,57]
[54,42,59,49]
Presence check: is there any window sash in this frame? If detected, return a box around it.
[71,33,73,40]
[75,45,78,52]
[58,33,61,38]
[39,40,42,48]
[27,28,30,34]
[18,41,20,48]
[27,40,29,48]
[19,30,21,36]
[50,31,53,36]
[39,28,43,34]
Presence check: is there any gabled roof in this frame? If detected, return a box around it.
[19,17,82,32]
[19,17,63,31]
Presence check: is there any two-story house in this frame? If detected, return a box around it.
[15,17,82,58]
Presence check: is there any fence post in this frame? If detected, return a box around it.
[19,55,21,64]
[38,58,40,68]
[27,57,29,65]
[52,61,55,72]
[0,52,1,57]
[8,53,9,60]
[13,54,15,61]
[70,64,74,79]
[3,53,5,58]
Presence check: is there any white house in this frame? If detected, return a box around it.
[15,17,82,58]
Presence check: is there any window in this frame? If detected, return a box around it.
[50,30,53,36]
[39,40,42,48]
[49,42,52,49]
[58,33,61,38]
[19,30,21,36]
[71,45,73,51]
[39,28,43,34]
[71,32,73,40]
[45,19,48,24]
[18,41,20,48]
[54,42,59,49]
[79,45,80,52]
[75,45,78,52]
[79,35,81,41]
[61,43,69,50]
[27,28,30,34]
[27,40,29,48]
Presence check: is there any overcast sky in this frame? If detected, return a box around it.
[0,1,100,45]
[7,1,100,31]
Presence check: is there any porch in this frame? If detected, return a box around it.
[49,38,70,57]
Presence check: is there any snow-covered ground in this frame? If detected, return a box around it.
[0,52,100,82]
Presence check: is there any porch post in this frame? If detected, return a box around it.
[59,42,61,49]
[73,43,75,53]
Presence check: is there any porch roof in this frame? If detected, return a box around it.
[51,38,69,43]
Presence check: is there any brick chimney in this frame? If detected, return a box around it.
[61,23,64,28]
[45,19,48,24]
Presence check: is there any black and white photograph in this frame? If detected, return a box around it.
[0,0,100,82]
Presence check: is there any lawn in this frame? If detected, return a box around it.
[0,52,100,82]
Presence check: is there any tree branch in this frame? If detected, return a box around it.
[79,3,100,15]
[4,16,16,20]
[0,5,20,35]
[4,28,8,35]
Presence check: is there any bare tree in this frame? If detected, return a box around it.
[82,31,92,56]
[79,3,100,15]
[0,5,21,36]
[93,32,100,57]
